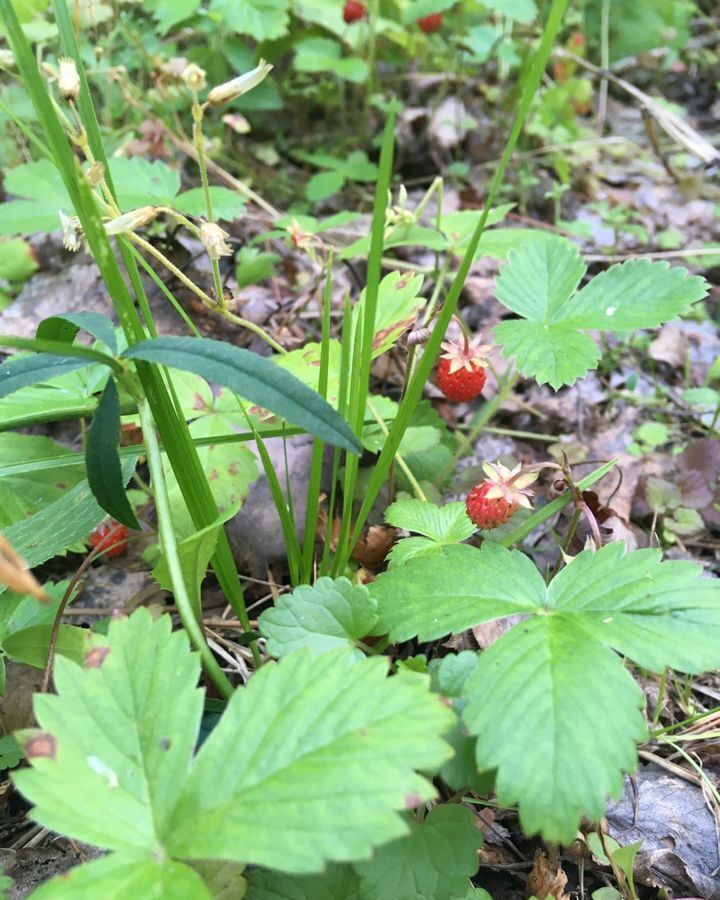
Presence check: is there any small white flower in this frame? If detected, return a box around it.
[199,221,232,260]
[59,209,82,252]
[207,59,273,107]
[58,57,80,101]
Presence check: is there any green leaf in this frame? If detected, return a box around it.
[235,247,280,288]
[385,500,476,566]
[495,237,586,322]
[0,237,37,281]
[294,38,367,83]
[354,804,482,899]
[36,311,117,355]
[351,271,425,360]
[462,614,646,843]
[482,0,538,23]
[147,0,202,33]
[258,577,379,657]
[493,319,601,389]
[378,538,720,841]
[0,433,83,525]
[189,860,247,899]
[385,500,476,544]
[107,158,180,211]
[246,865,360,899]
[0,354,99,400]
[1,455,137,568]
[492,235,708,388]
[4,623,87,668]
[165,648,454,871]
[15,610,204,850]
[209,0,290,40]
[29,852,213,899]
[306,170,345,203]
[122,336,361,454]
[548,543,720,673]
[174,187,246,221]
[370,542,545,641]
[86,379,140,529]
[0,159,70,235]
[401,0,456,23]
[561,259,708,330]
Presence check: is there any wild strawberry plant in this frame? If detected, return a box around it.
[1,0,719,896]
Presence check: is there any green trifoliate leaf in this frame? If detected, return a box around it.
[547,542,720,673]
[374,539,720,841]
[493,235,708,388]
[166,648,454,872]
[29,853,213,899]
[14,610,203,851]
[259,577,379,657]
[462,614,646,843]
[370,542,546,642]
[353,804,482,899]
[209,0,289,42]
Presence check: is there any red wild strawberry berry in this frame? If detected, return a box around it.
[437,336,491,402]
[465,461,538,530]
[418,11,443,33]
[89,519,130,558]
[343,0,366,23]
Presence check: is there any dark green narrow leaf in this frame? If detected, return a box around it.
[122,337,361,455]
[86,379,140,529]
[37,312,117,355]
[0,354,93,399]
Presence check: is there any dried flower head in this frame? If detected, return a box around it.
[104,206,157,235]
[199,221,232,260]
[182,62,206,93]
[59,209,82,252]
[481,460,538,509]
[58,57,80,101]
[207,59,273,107]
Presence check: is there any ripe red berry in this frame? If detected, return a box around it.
[466,481,517,530]
[343,0,366,23]
[437,337,491,402]
[418,11,443,33]
[89,520,130,558]
[465,461,538,530]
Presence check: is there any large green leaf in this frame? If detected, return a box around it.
[146,0,202,33]
[462,614,646,843]
[107,157,180,211]
[15,611,204,850]
[0,159,71,234]
[259,577,379,658]
[86,378,140,529]
[370,542,545,641]
[122,337,361,454]
[165,649,454,871]
[492,235,708,388]
[354,804,482,899]
[15,611,453,876]
[30,852,213,899]
[374,538,720,841]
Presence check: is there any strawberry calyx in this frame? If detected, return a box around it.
[481,460,539,509]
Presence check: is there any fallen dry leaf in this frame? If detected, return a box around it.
[526,849,570,900]
[0,535,48,601]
